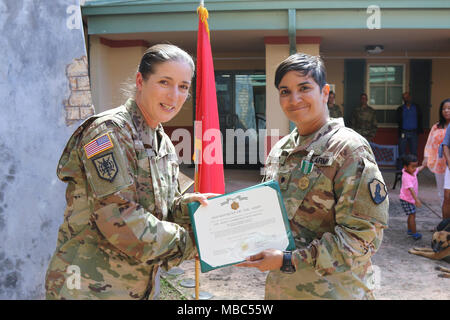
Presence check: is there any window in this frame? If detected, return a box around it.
[367,64,405,125]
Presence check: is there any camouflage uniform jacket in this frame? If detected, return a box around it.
[263,118,389,299]
[351,105,378,141]
[45,99,196,300]
[328,104,343,119]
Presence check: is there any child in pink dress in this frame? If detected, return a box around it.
[399,154,425,240]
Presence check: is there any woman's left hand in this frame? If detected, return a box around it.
[234,249,284,272]
[191,193,220,206]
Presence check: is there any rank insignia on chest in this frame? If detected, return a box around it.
[93,152,118,182]
[368,179,387,204]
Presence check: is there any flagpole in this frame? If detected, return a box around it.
[195,0,203,301]
[194,0,223,300]
[195,255,200,299]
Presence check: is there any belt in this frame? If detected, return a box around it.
[401,129,417,132]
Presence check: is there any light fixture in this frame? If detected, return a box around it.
[365,45,384,54]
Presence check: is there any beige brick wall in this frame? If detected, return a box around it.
[64,55,95,126]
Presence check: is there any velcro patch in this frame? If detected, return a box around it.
[368,179,387,204]
[84,133,114,159]
[92,152,118,182]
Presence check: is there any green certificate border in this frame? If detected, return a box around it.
[188,180,295,273]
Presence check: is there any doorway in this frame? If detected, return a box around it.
[215,71,266,168]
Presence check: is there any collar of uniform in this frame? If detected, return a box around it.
[289,117,344,155]
[124,98,165,151]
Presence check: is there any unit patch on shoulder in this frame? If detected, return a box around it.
[92,152,118,182]
[368,179,387,204]
[84,133,114,159]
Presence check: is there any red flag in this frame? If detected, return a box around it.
[194,4,225,194]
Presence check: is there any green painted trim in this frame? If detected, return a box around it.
[86,8,450,35]
[288,9,296,55]
[296,9,450,29]
[87,10,287,34]
[83,0,450,16]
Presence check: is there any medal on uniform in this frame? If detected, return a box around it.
[298,176,309,190]
[300,150,315,174]
[298,150,314,190]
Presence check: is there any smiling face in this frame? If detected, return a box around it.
[135,60,193,128]
[278,71,330,135]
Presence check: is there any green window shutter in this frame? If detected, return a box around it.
[343,59,366,126]
[410,60,432,129]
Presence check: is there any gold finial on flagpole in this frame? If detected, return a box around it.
[197,1,210,39]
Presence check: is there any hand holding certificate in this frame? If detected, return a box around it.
[188,180,295,272]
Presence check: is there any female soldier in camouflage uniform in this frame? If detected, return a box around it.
[45,44,215,299]
[237,53,389,299]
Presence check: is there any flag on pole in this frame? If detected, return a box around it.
[194,3,225,194]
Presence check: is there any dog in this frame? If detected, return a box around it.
[408,219,450,278]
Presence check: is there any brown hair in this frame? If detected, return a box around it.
[274,53,327,91]
[122,44,195,98]
[138,44,195,80]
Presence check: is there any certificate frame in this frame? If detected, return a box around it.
[188,180,295,273]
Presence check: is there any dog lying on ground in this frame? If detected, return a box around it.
[408,219,450,278]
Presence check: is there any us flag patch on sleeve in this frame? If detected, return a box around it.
[84,133,114,159]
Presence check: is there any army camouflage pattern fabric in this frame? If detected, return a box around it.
[351,105,378,141]
[263,118,389,299]
[45,99,197,300]
[328,104,343,119]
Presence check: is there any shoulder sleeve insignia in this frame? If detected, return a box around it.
[83,133,114,159]
[92,152,118,182]
[368,178,387,204]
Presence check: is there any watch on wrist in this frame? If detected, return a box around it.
[280,251,296,274]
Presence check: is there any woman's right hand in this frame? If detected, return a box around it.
[190,193,220,206]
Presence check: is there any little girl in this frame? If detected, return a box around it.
[399,154,425,240]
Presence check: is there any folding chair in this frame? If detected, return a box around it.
[369,142,402,189]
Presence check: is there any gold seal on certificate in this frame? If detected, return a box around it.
[188,180,295,273]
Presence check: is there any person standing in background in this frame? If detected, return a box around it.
[397,92,423,168]
[422,98,450,206]
[399,154,425,240]
[327,91,343,118]
[351,93,378,142]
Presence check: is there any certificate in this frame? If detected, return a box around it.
[188,180,295,273]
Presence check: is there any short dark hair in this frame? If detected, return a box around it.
[360,93,368,99]
[138,44,195,80]
[274,53,326,90]
[402,154,418,167]
[437,98,450,129]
